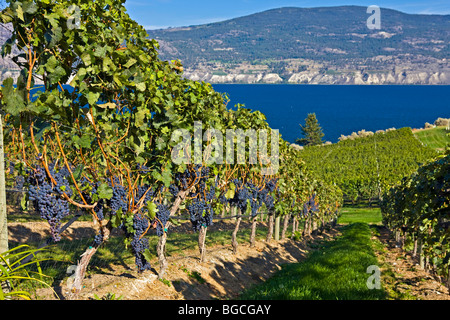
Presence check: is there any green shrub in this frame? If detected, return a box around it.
[1,245,54,300]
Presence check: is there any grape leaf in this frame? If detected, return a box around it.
[147,202,158,220]
[97,183,113,200]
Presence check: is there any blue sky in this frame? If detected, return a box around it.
[124,0,450,30]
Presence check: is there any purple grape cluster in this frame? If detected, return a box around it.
[85,178,133,222]
[27,163,72,242]
[130,213,152,272]
[8,161,14,174]
[136,164,151,175]
[169,184,179,198]
[265,179,277,192]
[262,179,277,211]
[302,193,319,217]
[224,178,277,217]
[93,232,104,246]
[175,165,210,190]
[94,200,105,221]
[155,202,170,236]
[109,183,159,272]
[109,178,128,215]
[206,184,215,201]
[186,165,217,232]
[78,180,104,221]
[181,165,216,231]
[219,193,228,204]
[186,197,214,232]
[15,175,25,189]
[137,185,155,205]
[263,194,275,211]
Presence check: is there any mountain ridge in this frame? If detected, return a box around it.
[146,6,450,85]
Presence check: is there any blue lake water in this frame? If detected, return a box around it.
[212,84,450,143]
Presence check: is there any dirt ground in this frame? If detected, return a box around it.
[8,219,339,300]
[7,219,450,300]
[375,226,450,300]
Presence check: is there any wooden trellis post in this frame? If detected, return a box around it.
[0,114,10,295]
[0,115,8,256]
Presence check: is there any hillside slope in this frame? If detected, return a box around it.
[147,6,450,84]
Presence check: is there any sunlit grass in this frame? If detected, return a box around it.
[414,127,450,150]
[338,207,382,225]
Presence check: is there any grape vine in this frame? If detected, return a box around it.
[0,0,344,297]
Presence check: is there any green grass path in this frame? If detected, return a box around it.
[338,207,382,225]
[239,208,387,300]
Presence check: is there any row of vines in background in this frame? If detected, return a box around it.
[381,153,450,287]
[300,128,438,204]
[0,0,343,299]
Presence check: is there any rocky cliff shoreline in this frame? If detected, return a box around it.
[185,62,450,85]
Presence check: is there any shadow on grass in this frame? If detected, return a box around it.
[238,223,387,300]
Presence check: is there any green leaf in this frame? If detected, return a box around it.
[73,135,92,148]
[94,45,107,57]
[16,5,24,22]
[124,213,134,234]
[0,8,13,24]
[132,136,147,155]
[34,123,51,141]
[124,58,137,68]
[161,169,172,187]
[190,93,197,104]
[20,193,28,211]
[87,91,100,105]
[156,137,166,151]
[72,164,84,181]
[23,2,38,14]
[1,78,26,116]
[161,126,170,135]
[81,51,92,66]
[47,65,66,83]
[135,108,148,127]
[169,217,181,226]
[47,27,63,48]
[97,183,113,200]
[44,56,59,73]
[142,249,155,262]
[135,81,146,92]
[147,202,158,220]
[225,188,235,200]
[111,213,122,228]
[1,78,14,96]
[102,56,116,72]
[113,73,123,86]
